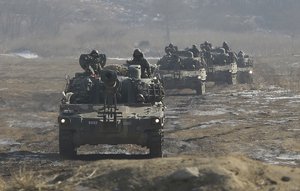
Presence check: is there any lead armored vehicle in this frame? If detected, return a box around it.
[203,47,238,84]
[58,65,165,158]
[157,50,207,95]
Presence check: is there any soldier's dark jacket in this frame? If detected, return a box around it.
[128,58,151,78]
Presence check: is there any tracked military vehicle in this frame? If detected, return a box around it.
[236,52,254,84]
[204,47,238,84]
[157,50,206,95]
[58,65,165,158]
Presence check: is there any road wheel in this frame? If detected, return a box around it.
[59,128,77,159]
[148,131,163,158]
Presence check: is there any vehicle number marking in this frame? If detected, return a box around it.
[88,121,98,125]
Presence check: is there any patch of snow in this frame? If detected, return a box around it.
[251,148,300,165]
[265,95,300,100]
[7,120,53,128]
[0,139,20,146]
[191,108,227,116]
[276,154,300,161]
[291,62,300,67]
[14,50,39,59]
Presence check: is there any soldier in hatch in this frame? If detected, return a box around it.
[79,49,107,76]
[237,50,246,67]
[127,49,151,78]
[237,50,245,58]
[189,44,200,57]
[202,50,212,65]
[222,41,230,53]
[165,43,177,55]
[200,41,212,52]
[228,51,237,63]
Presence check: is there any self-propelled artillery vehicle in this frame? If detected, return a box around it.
[157,50,207,95]
[236,51,254,84]
[203,47,238,84]
[58,65,165,158]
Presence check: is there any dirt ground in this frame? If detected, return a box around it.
[0,54,299,191]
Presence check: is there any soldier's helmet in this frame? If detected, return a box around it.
[220,48,226,54]
[90,49,99,56]
[169,43,174,48]
[192,44,197,48]
[133,48,143,58]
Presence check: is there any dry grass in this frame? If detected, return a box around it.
[1,168,50,191]
[0,164,97,191]
[0,177,7,191]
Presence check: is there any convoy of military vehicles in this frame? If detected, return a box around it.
[58,42,254,158]
[157,49,207,95]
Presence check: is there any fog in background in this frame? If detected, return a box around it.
[0,0,300,57]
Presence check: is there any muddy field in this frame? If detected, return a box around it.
[0,55,300,190]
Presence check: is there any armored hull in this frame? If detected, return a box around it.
[158,69,206,95]
[157,52,207,95]
[237,67,253,84]
[58,67,165,158]
[236,56,254,84]
[206,63,238,85]
[58,103,164,158]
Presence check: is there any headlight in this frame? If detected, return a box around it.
[197,76,202,79]
[249,70,253,74]
[152,118,160,125]
[59,118,70,125]
[155,118,160,123]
